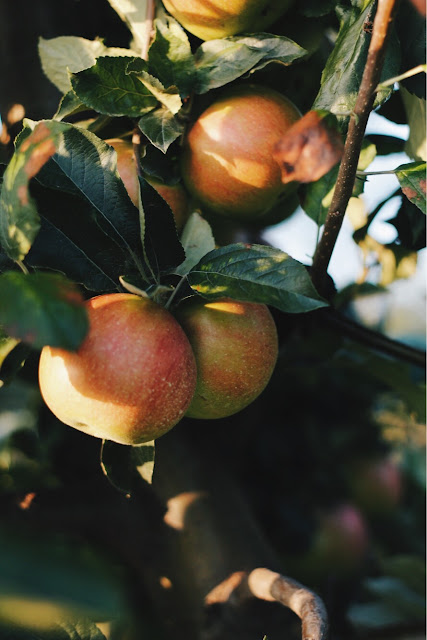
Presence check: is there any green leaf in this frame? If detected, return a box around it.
[301,139,376,225]
[53,91,87,122]
[298,0,336,17]
[101,439,155,493]
[389,196,426,251]
[138,176,185,276]
[148,12,196,98]
[106,0,151,55]
[38,36,137,94]
[138,107,184,153]
[175,212,216,277]
[0,122,61,261]
[53,619,107,640]
[70,57,158,118]
[348,601,414,630]
[382,555,426,597]
[134,70,182,114]
[395,161,426,214]
[0,271,88,351]
[27,217,119,293]
[364,576,426,619]
[194,34,306,94]
[187,244,328,313]
[0,531,124,629]
[313,2,400,118]
[299,165,338,226]
[401,87,426,161]
[0,341,30,388]
[32,121,144,262]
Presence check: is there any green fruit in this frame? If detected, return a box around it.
[39,293,197,445]
[176,297,278,419]
[181,85,301,222]
[162,0,294,41]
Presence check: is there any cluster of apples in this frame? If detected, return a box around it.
[38,293,278,445]
[38,2,305,446]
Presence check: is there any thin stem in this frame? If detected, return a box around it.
[376,63,426,90]
[357,169,398,176]
[164,275,188,310]
[16,260,29,275]
[311,0,400,297]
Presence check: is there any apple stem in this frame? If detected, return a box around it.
[310,0,399,298]
[164,275,188,310]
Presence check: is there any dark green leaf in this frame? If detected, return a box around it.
[0,271,88,351]
[37,121,144,263]
[382,555,426,597]
[395,3,426,98]
[389,196,426,250]
[366,134,405,156]
[138,107,184,153]
[299,164,338,226]
[0,122,60,260]
[401,87,426,162]
[194,34,306,94]
[297,0,337,17]
[27,217,119,293]
[187,244,328,313]
[348,601,414,630]
[138,176,185,277]
[53,619,107,640]
[313,2,400,118]
[364,576,426,619]
[28,179,135,290]
[101,439,155,493]
[71,57,158,118]
[396,161,426,214]
[148,12,196,98]
[0,341,31,387]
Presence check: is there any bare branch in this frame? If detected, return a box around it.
[311,0,400,296]
[205,568,329,640]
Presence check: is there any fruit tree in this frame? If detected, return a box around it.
[0,1,425,639]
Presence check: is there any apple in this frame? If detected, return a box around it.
[306,504,370,577]
[347,456,403,515]
[175,297,278,419]
[106,138,190,230]
[180,84,301,222]
[162,0,294,41]
[38,293,197,445]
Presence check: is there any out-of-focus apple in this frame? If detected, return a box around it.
[180,84,301,222]
[305,504,370,577]
[106,138,190,230]
[162,0,294,41]
[175,297,278,419]
[347,456,403,516]
[39,293,197,445]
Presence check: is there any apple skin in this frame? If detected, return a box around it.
[106,138,190,230]
[348,456,403,516]
[162,0,294,41]
[180,84,301,222]
[306,504,370,577]
[175,297,278,419]
[38,293,197,445]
